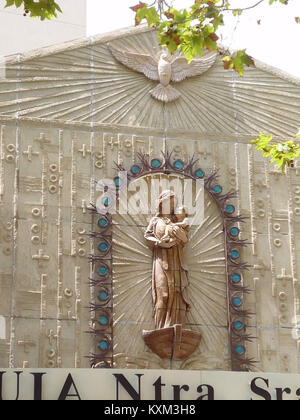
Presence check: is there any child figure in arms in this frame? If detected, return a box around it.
[159,206,190,245]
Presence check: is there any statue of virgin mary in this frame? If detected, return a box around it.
[143,189,201,361]
[144,190,191,329]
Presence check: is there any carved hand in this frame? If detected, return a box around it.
[157,238,177,248]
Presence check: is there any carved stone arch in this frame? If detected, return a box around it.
[88,150,255,371]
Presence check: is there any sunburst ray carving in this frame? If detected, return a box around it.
[112,175,229,368]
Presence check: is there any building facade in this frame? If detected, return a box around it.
[0,26,300,378]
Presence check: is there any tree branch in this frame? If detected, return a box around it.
[223,0,266,13]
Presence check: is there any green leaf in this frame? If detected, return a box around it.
[252,132,300,172]
[169,7,188,23]
[137,6,160,26]
[53,2,62,13]
[224,50,255,76]
[211,13,224,30]
[206,6,218,19]
[5,0,15,8]
[232,9,243,16]
[14,0,23,8]
[2,0,62,19]
[181,47,193,63]
[191,34,204,56]
[128,0,292,77]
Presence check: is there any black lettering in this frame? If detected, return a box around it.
[197,384,214,401]
[153,376,165,401]
[250,377,271,400]
[113,374,143,401]
[31,372,46,401]
[0,371,22,401]
[58,374,81,400]
[275,387,291,401]
[173,384,189,400]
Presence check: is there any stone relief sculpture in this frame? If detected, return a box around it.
[109,45,217,102]
[111,156,250,370]
[143,190,201,360]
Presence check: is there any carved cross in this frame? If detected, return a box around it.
[47,329,58,346]
[108,136,119,151]
[290,162,300,176]
[32,249,50,267]
[23,146,39,162]
[78,144,91,158]
[34,133,51,150]
[276,268,293,287]
[81,199,87,214]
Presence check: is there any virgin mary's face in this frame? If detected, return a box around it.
[161,195,176,215]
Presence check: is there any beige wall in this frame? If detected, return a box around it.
[0,0,86,57]
[0,27,299,372]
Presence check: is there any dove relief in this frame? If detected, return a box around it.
[108,44,217,103]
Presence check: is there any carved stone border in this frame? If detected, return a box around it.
[87,149,256,371]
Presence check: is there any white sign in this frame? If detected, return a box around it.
[1,369,300,401]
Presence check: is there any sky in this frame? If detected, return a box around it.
[87,0,300,77]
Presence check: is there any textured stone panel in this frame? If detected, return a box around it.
[0,27,299,372]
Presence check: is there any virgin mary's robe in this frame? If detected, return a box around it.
[144,216,190,330]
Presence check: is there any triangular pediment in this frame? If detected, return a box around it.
[0,25,299,138]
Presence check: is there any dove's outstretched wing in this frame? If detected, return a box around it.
[108,45,159,81]
[171,52,217,83]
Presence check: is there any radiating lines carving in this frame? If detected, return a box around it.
[0,30,299,136]
[112,184,228,365]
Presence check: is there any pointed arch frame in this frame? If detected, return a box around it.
[87,149,256,371]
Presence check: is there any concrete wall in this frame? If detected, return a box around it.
[0,26,300,372]
[0,0,86,57]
